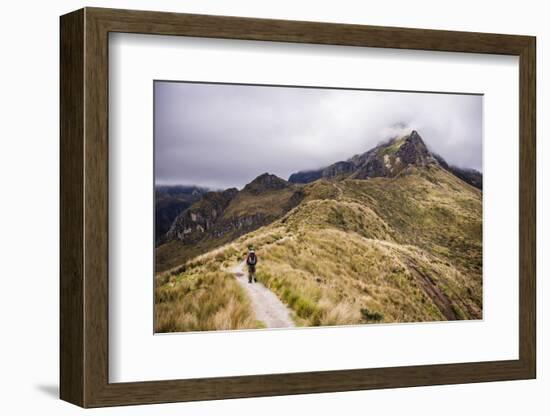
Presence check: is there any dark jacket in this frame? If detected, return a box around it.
[246,252,257,267]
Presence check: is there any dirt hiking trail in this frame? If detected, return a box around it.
[232,262,295,329]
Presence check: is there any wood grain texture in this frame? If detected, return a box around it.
[83,10,110,406]
[518,38,537,376]
[59,8,84,407]
[59,7,537,408]
[88,7,532,54]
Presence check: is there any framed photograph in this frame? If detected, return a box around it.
[60,7,536,407]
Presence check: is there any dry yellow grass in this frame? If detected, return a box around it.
[154,252,262,332]
[225,224,480,327]
[221,166,482,327]
[155,165,482,332]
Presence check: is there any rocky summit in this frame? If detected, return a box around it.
[289,130,482,189]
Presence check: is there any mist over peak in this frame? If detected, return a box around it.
[155,82,482,190]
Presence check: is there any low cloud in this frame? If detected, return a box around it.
[155,82,482,189]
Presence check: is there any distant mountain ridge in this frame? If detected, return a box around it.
[432,153,483,190]
[289,130,482,189]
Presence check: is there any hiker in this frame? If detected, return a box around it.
[246,246,258,283]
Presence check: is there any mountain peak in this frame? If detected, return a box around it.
[405,130,428,149]
[288,129,482,189]
[394,130,431,165]
[290,130,435,183]
[244,173,289,194]
[408,129,421,142]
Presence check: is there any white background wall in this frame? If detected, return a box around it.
[0,0,546,414]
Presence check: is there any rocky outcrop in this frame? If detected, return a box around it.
[352,130,437,179]
[396,130,433,165]
[155,185,208,245]
[288,130,482,189]
[166,188,238,242]
[166,174,304,246]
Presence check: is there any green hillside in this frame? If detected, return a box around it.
[155,164,482,332]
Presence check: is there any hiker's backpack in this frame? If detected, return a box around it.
[247,253,257,266]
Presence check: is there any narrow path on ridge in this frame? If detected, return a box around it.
[231,262,295,329]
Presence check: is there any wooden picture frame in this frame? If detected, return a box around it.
[60,7,536,408]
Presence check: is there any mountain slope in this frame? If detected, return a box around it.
[157,174,304,272]
[155,130,482,331]
[156,165,481,331]
[239,165,482,325]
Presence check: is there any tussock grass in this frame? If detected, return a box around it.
[155,257,260,332]
[224,166,482,326]
[251,227,480,326]
[155,165,483,332]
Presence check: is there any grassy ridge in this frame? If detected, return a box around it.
[155,165,482,332]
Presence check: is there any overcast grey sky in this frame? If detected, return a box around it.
[155,81,482,190]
